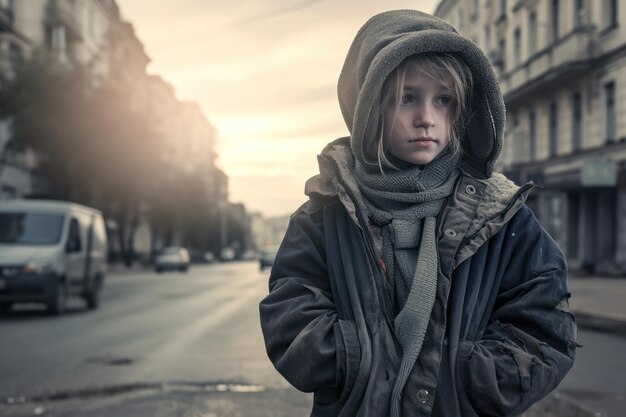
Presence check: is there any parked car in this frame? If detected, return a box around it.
[155,247,190,272]
[0,199,108,315]
[259,246,279,271]
[220,247,235,261]
[240,249,257,261]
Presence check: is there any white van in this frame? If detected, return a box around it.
[0,200,107,315]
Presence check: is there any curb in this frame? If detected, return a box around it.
[573,310,626,336]
[522,391,601,417]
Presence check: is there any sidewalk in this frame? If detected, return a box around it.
[522,274,626,417]
[568,274,626,334]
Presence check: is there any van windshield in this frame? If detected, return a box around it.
[0,212,65,245]
[162,247,181,254]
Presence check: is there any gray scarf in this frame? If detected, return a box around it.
[354,150,459,417]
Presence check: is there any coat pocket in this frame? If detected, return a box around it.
[314,319,361,406]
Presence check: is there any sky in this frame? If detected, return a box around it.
[116,1,440,217]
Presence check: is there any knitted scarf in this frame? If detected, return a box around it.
[354,150,459,417]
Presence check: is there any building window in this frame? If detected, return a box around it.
[498,38,506,75]
[471,0,479,20]
[89,6,96,37]
[514,27,521,65]
[528,12,537,55]
[8,43,21,78]
[551,0,560,42]
[549,102,558,157]
[484,25,491,51]
[45,25,66,56]
[572,92,582,151]
[603,0,618,30]
[499,0,507,18]
[545,195,565,250]
[604,81,616,142]
[575,0,586,28]
[529,111,536,161]
[511,114,524,162]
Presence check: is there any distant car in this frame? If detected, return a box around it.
[220,247,235,261]
[259,246,279,271]
[240,249,257,260]
[203,252,216,263]
[155,247,190,272]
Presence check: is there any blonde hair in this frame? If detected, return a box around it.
[367,53,474,171]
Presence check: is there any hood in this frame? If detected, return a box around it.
[0,244,61,265]
[337,9,505,178]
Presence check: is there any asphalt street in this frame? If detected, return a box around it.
[557,328,626,417]
[0,262,311,417]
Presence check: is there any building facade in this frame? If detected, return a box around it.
[0,0,35,198]
[435,0,626,274]
[0,0,119,198]
[250,211,290,251]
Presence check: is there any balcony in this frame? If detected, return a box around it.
[501,26,597,105]
[45,0,83,41]
[0,3,14,31]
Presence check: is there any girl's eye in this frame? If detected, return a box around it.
[400,94,413,105]
[435,95,453,106]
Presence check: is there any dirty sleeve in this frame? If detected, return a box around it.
[456,206,578,416]
[259,205,360,405]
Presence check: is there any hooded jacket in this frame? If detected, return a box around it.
[260,10,577,417]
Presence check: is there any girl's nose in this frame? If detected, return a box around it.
[414,105,435,129]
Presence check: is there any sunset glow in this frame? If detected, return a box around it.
[116,1,439,216]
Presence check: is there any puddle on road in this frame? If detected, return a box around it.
[84,356,135,366]
[4,382,267,406]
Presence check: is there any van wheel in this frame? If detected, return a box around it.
[84,275,103,310]
[47,281,66,315]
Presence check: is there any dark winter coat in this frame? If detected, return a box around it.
[260,9,577,417]
[259,139,577,417]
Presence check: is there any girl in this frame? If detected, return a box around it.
[260,10,577,417]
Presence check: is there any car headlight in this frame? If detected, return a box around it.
[23,260,54,275]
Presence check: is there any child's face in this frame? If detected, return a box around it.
[384,71,452,166]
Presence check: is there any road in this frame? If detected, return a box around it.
[557,327,626,417]
[0,262,311,417]
[1,262,625,417]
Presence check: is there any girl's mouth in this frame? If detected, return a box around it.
[408,137,437,146]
